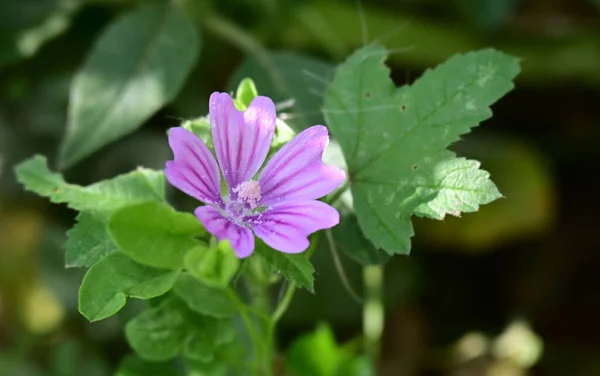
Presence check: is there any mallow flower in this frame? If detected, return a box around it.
[165,92,345,258]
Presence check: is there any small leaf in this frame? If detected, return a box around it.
[79,252,180,322]
[229,52,334,131]
[234,78,259,110]
[173,274,234,318]
[184,240,239,288]
[254,243,315,292]
[324,45,519,254]
[15,155,165,211]
[59,3,199,167]
[65,211,116,268]
[108,202,205,269]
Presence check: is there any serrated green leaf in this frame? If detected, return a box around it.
[65,211,116,268]
[229,51,334,131]
[254,243,315,292]
[15,155,165,211]
[184,241,239,289]
[413,157,502,219]
[324,45,519,254]
[79,252,180,322]
[125,296,236,362]
[173,274,234,318]
[59,3,199,167]
[109,202,205,270]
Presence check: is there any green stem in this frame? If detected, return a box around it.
[227,288,264,375]
[325,229,363,304]
[326,181,349,206]
[363,265,384,363]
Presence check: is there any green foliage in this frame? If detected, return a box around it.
[234,77,259,110]
[333,216,390,266]
[324,45,519,254]
[65,211,117,268]
[14,155,165,212]
[184,241,240,289]
[116,356,179,376]
[286,324,373,376]
[108,202,205,270]
[413,157,502,219]
[125,296,236,362]
[59,3,199,167]
[254,241,315,292]
[79,252,180,322]
[0,0,76,67]
[230,52,334,131]
[173,274,235,318]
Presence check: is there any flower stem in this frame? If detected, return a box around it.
[363,265,384,364]
[226,288,264,375]
[325,180,349,206]
[325,229,363,304]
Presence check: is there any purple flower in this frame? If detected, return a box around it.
[165,92,345,258]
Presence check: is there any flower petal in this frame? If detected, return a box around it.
[258,125,345,206]
[246,200,340,254]
[209,92,276,190]
[165,127,223,206]
[195,206,255,258]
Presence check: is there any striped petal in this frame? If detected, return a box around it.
[258,125,345,206]
[165,127,223,206]
[245,200,339,254]
[195,206,255,258]
[209,92,276,190]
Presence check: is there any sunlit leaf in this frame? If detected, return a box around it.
[59,3,199,167]
[15,155,165,211]
[324,45,519,254]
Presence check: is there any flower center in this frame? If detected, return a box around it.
[232,180,262,209]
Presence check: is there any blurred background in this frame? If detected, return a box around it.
[1,0,599,375]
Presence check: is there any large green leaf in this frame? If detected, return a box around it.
[79,252,180,322]
[254,242,315,292]
[108,202,205,270]
[125,296,235,362]
[324,45,519,254]
[229,51,334,131]
[15,155,165,211]
[59,3,199,167]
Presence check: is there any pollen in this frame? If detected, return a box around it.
[233,180,262,209]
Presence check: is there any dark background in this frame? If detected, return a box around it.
[1,0,599,375]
